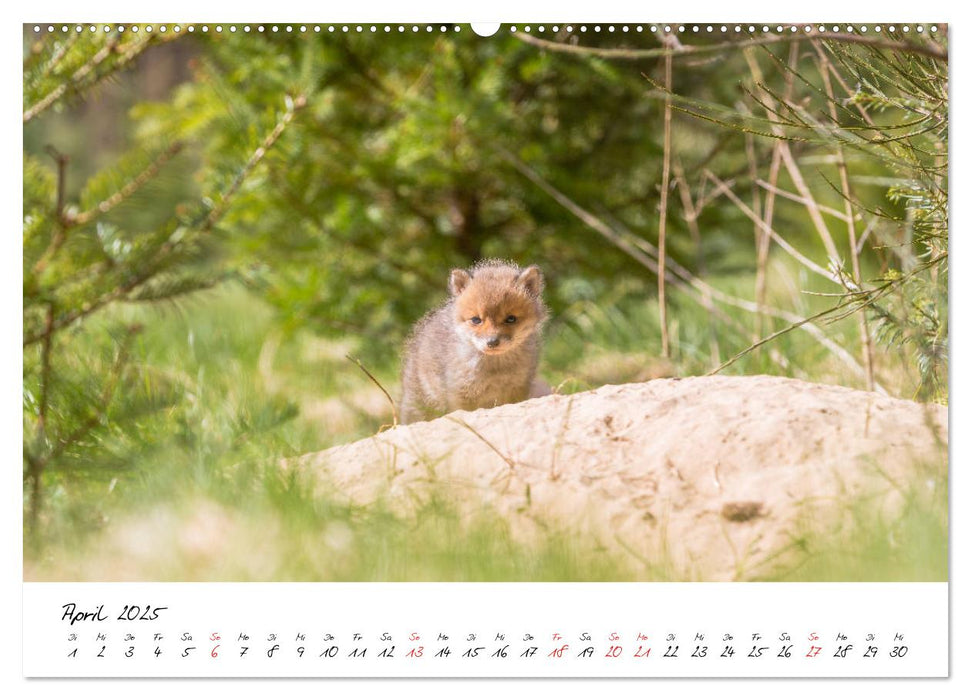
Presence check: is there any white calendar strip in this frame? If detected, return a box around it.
[23,582,947,677]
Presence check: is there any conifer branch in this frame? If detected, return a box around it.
[33,30,79,83]
[23,32,182,123]
[27,302,56,534]
[203,94,307,231]
[72,141,185,227]
[35,304,55,443]
[32,146,72,277]
[706,257,943,381]
[24,96,306,348]
[31,324,141,476]
[24,269,156,346]
[24,38,117,122]
[32,142,186,278]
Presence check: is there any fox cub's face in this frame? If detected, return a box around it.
[449,263,546,356]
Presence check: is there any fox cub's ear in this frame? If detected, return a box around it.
[517,265,544,296]
[449,269,472,296]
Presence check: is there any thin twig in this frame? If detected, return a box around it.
[36,303,55,438]
[742,128,763,340]
[501,149,765,347]
[749,43,798,337]
[704,171,846,286]
[445,416,516,470]
[856,216,879,255]
[34,146,72,277]
[706,302,852,377]
[28,303,56,532]
[823,51,879,128]
[513,29,947,63]
[657,50,673,358]
[781,144,844,261]
[45,145,68,218]
[346,354,398,428]
[673,161,720,365]
[815,42,875,391]
[618,223,881,391]
[754,179,852,222]
[744,46,841,263]
[502,149,877,384]
[704,261,940,384]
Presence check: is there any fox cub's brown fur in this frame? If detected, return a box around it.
[400,260,548,424]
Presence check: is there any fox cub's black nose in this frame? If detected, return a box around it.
[486,337,501,348]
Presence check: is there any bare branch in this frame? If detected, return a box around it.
[33,147,71,276]
[754,179,853,222]
[673,161,720,365]
[816,41,875,390]
[704,171,847,287]
[502,149,878,385]
[657,50,673,357]
[513,29,947,62]
[743,46,840,262]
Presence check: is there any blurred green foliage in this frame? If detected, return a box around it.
[22,24,947,579]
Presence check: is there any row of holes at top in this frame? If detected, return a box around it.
[32,24,940,34]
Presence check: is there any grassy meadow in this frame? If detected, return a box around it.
[24,278,946,582]
[23,24,947,581]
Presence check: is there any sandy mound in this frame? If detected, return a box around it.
[290,375,947,580]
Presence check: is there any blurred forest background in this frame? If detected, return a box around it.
[23,24,947,581]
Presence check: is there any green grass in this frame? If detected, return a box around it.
[26,283,640,581]
[30,475,639,581]
[25,276,945,582]
[766,460,948,582]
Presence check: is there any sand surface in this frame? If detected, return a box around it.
[292,375,948,580]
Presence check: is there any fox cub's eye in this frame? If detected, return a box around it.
[505,315,517,324]
[470,317,482,325]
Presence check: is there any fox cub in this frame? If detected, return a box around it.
[400,260,548,424]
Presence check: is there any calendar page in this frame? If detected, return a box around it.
[20,11,950,684]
